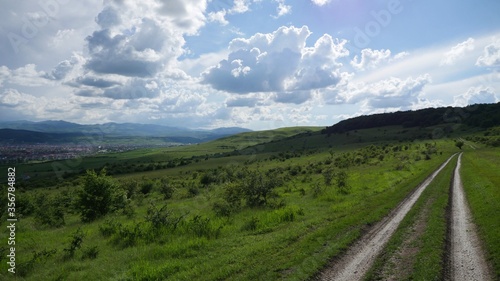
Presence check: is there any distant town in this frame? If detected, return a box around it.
[0,143,178,164]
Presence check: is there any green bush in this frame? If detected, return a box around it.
[241,216,259,231]
[81,246,99,260]
[99,219,122,237]
[63,228,85,259]
[186,215,222,239]
[76,169,126,222]
[159,179,174,199]
[33,193,65,228]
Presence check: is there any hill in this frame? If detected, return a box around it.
[0,129,85,144]
[322,103,500,135]
[0,121,252,144]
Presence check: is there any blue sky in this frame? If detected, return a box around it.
[0,0,499,130]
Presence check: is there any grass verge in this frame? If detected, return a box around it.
[461,148,500,279]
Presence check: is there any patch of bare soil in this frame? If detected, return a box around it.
[315,154,456,281]
[377,198,434,281]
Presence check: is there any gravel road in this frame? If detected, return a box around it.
[317,154,456,281]
[448,153,492,281]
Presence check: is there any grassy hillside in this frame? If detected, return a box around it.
[0,138,460,280]
[1,107,498,280]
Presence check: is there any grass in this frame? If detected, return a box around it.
[460,148,500,279]
[0,137,460,280]
[364,153,455,280]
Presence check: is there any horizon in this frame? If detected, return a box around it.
[1,1,499,130]
[2,101,499,132]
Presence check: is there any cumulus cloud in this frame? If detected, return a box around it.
[476,39,500,67]
[203,25,349,102]
[274,0,291,18]
[43,53,85,81]
[310,0,331,6]
[454,87,497,106]
[61,0,209,99]
[0,64,48,87]
[351,49,408,71]
[207,0,253,25]
[0,88,37,107]
[208,10,229,25]
[326,74,432,110]
[440,38,475,66]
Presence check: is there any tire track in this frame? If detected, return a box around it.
[448,153,492,280]
[317,154,456,281]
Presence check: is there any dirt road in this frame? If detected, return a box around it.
[448,153,491,280]
[317,154,456,281]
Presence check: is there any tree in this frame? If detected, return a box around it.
[455,140,464,150]
[77,169,125,222]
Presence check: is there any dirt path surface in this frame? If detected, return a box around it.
[377,197,434,281]
[317,154,456,281]
[448,153,492,281]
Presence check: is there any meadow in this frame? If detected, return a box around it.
[0,125,497,280]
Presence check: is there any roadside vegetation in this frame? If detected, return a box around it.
[461,148,500,279]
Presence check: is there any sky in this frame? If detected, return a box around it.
[0,0,499,130]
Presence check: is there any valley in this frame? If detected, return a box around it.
[0,105,498,280]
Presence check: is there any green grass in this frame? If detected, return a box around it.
[461,148,500,279]
[364,153,455,281]
[0,138,460,280]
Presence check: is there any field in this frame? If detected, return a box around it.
[0,125,498,280]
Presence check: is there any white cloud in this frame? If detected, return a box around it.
[230,0,249,13]
[440,37,475,66]
[326,74,432,110]
[454,86,497,107]
[274,0,292,18]
[208,10,229,25]
[476,39,500,67]
[351,49,407,71]
[203,25,349,102]
[0,88,37,107]
[0,64,49,87]
[311,0,331,6]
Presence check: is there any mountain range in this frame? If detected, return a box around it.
[0,120,251,145]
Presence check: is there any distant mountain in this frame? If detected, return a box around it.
[0,120,251,145]
[322,103,500,135]
[0,129,85,144]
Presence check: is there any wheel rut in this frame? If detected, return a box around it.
[447,153,492,281]
[316,154,456,281]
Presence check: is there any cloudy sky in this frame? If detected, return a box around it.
[1,0,499,130]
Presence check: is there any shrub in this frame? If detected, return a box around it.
[241,170,282,207]
[77,169,126,222]
[81,246,99,260]
[145,202,185,231]
[323,168,333,186]
[63,228,85,259]
[159,179,174,200]
[112,224,143,248]
[17,249,57,277]
[212,200,232,217]
[17,192,35,217]
[187,215,222,239]
[335,170,350,194]
[33,193,65,228]
[241,216,259,231]
[140,180,155,194]
[99,219,122,237]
